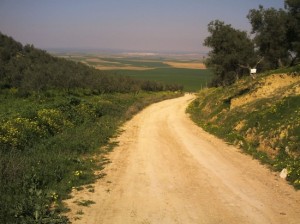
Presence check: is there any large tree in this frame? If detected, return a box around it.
[204,20,257,86]
[285,0,300,65]
[247,5,290,69]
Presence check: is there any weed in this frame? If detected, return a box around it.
[76,210,84,215]
[75,200,95,207]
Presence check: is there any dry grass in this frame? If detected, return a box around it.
[163,61,206,69]
[231,74,300,109]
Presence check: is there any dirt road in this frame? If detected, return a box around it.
[66,94,300,224]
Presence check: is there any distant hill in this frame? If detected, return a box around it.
[188,67,300,188]
[0,32,181,95]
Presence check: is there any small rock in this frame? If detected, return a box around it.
[285,146,290,154]
[280,168,288,179]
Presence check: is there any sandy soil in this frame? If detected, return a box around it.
[65,94,300,224]
[164,61,206,69]
[231,74,300,109]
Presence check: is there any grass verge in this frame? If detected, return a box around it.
[0,90,182,223]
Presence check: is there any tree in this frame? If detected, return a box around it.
[285,0,300,65]
[247,5,290,69]
[204,20,257,86]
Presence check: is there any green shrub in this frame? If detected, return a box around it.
[0,117,45,150]
[0,91,181,223]
[37,108,73,134]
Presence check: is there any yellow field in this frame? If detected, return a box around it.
[163,61,206,69]
[56,53,207,70]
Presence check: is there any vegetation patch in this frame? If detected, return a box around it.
[74,200,95,207]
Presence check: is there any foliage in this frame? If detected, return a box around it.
[247,5,290,69]
[285,0,300,64]
[204,0,300,87]
[187,67,300,189]
[0,91,182,223]
[204,20,257,86]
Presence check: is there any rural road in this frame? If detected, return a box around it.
[66,94,300,224]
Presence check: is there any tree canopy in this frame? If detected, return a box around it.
[247,5,289,69]
[205,0,300,87]
[204,20,257,86]
[285,0,300,64]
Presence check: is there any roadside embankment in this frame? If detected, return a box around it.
[187,68,300,188]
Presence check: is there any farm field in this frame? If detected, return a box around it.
[53,52,213,92]
[113,68,212,92]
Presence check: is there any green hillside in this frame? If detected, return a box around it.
[0,32,183,94]
[0,32,182,223]
[188,67,300,188]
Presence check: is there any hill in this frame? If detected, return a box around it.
[0,32,182,94]
[188,67,300,188]
[0,32,182,223]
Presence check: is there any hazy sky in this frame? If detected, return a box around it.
[0,0,284,53]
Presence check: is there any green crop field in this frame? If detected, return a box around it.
[53,53,213,92]
[113,68,213,92]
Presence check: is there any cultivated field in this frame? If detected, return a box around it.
[53,52,212,91]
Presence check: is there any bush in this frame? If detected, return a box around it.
[0,117,45,150]
[0,91,182,222]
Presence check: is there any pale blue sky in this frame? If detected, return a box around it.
[0,0,284,52]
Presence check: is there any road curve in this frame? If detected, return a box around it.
[66,94,300,224]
